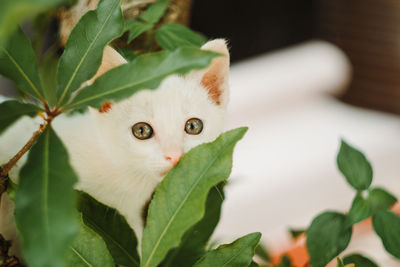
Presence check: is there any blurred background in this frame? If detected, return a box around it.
[1,0,400,265]
[189,0,400,265]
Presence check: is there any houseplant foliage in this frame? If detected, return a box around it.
[1,0,399,267]
[0,0,261,266]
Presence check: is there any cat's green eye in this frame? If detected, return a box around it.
[132,122,153,140]
[185,118,203,135]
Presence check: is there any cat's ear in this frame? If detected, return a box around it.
[187,39,230,107]
[88,46,127,85]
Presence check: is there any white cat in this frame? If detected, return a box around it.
[0,39,230,255]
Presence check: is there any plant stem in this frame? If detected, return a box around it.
[0,122,48,179]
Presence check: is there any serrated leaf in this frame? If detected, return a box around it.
[306,212,352,267]
[67,216,114,267]
[64,47,219,112]
[161,184,225,267]
[78,192,140,267]
[125,20,153,43]
[346,194,372,226]
[372,210,400,259]
[343,253,378,267]
[155,23,206,50]
[0,100,40,134]
[193,232,261,267]
[368,187,397,212]
[141,128,247,267]
[140,0,169,24]
[15,127,79,267]
[277,256,293,267]
[56,0,124,106]
[0,28,44,100]
[337,140,373,190]
[0,0,64,46]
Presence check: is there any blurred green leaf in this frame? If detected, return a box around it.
[38,53,58,107]
[78,192,140,267]
[277,255,292,267]
[249,261,259,267]
[368,187,397,212]
[254,243,270,263]
[141,128,247,267]
[0,28,44,100]
[118,48,139,61]
[372,210,400,259]
[306,212,352,267]
[346,194,372,226]
[289,228,305,240]
[194,232,261,267]
[140,0,169,24]
[161,184,225,267]
[125,20,153,43]
[65,47,219,112]
[0,0,64,46]
[67,216,115,267]
[56,0,124,106]
[0,100,40,134]
[347,187,397,227]
[155,23,206,50]
[336,257,345,267]
[343,253,378,267]
[15,127,79,267]
[337,140,373,191]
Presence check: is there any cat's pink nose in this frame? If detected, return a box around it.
[164,150,183,167]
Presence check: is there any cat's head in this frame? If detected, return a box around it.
[92,40,230,181]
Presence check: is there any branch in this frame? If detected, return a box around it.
[0,122,48,180]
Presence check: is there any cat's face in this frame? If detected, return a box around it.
[93,40,230,181]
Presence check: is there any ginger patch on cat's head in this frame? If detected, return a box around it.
[187,39,230,107]
[99,102,113,113]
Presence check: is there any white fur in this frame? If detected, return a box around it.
[0,40,230,253]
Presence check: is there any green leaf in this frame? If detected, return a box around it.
[0,28,44,100]
[140,0,169,24]
[77,192,140,267]
[0,100,40,134]
[368,187,397,212]
[336,257,345,267]
[343,253,378,267]
[346,194,372,226]
[193,232,261,267]
[289,228,305,240]
[38,52,59,107]
[65,47,219,112]
[15,127,79,267]
[306,212,352,267]
[372,210,400,259]
[141,128,247,267]
[0,0,64,46]
[337,140,373,190]
[155,23,206,50]
[249,261,259,267]
[277,255,292,267]
[254,243,270,263]
[67,216,115,267]
[125,20,153,43]
[161,184,225,267]
[56,0,124,106]
[346,187,397,227]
